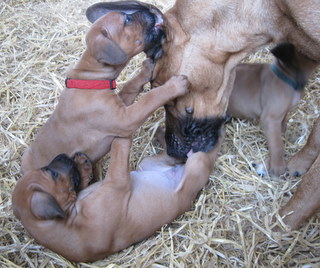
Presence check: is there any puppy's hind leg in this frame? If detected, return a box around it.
[176,127,224,199]
[138,152,182,171]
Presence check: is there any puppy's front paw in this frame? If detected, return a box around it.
[140,58,155,83]
[167,75,190,96]
[72,152,94,190]
[252,162,267,177]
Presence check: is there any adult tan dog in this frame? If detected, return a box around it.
[12,135,222,262]
[21,1,189,174]
[277,117,320,229]
[143,0,320,160]
[227,43,318,177]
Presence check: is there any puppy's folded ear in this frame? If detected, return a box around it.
[271,43,295,63]
[86,1,148,23]
[31,191,65,220]
[92,37,128,65]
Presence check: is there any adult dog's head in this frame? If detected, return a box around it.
[152,0,320,160]
[85,1,166,64]
[151,4,233,159]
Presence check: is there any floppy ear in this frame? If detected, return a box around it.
[93,37,128,65]
[271,43,295,63]
[86,1,149,23]
[31,191,65,220]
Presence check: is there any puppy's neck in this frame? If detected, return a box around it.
[66,50,126,80]
[274,56,318,91]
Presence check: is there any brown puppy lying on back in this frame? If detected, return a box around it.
[12,134,223,262]
[227,43,318,177]
[277,117,320,229]
[21,1,189,175]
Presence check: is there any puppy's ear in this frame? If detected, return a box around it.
[94,37,128,65]
[271,43,295,63]
[31,191,65,220]
[86,1,148,23]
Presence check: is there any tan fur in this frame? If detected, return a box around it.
[227,48,317,177]
[152,0,320,157]
[287,117,320,177]
[278,117,320,229]
[21,10,189,174]
[12,134,223,262]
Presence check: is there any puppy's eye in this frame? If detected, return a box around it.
[41,167,59,180]
[124,14,132,25]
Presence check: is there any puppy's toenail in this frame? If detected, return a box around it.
[293,171,301,177]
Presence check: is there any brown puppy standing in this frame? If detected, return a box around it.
[21,1,189,174]
[12,133,223,262]
[227,43,318,177]
[277,117,320,229]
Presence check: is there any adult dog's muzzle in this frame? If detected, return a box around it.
[165,109,228,159]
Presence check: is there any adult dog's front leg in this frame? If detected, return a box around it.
[279,153,320,230]
[288,117,320,177]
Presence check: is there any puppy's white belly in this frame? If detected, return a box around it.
[130,165,185,190]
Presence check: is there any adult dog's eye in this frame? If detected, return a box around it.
[124,14,132,25]
[101,28,109,38]
[41,167,59,180]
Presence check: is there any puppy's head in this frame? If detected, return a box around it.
[271,42,317,90]
[85,1,166,65]
[13,154,81,221]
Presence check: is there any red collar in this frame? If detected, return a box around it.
[65,78,116,90]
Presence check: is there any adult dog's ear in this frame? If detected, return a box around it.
[86,1,149,23]
[31,191,65,220]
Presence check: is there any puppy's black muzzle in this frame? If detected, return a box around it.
[136,10,165,61]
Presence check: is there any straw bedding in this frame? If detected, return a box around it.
[1,0,319,267]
